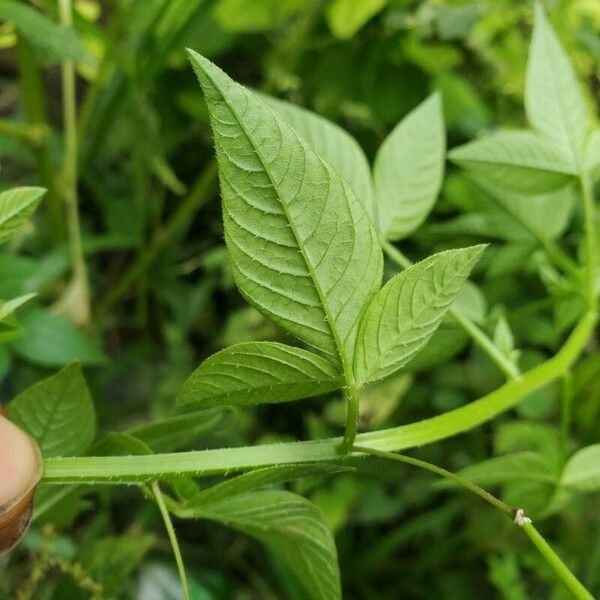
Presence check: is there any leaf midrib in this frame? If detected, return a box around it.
[203,64,352,378]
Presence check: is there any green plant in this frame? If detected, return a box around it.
[1,1,599,599]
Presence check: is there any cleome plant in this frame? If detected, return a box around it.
[1,3,599,599]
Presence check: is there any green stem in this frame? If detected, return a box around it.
[151,482,190,600]
[560,371,573,458]
[580,172,597,306]
[352,445,512,515]
[95,161,218,320]
[41,310,597,483]
[15,35,63,242]
[353,445,594,600]
[522,523,594,600]
[381,240,521,380]
[59,0,91,325]
[340,384,360,451]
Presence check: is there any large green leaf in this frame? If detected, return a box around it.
[263,94,374,216]
[0,187,44,243]
[375,93,445,240]
[0,1,93,65]
[189,490,341,600]
[354,245,485,384]
[8,363,96,457]
[448,131,576,194]
[525,3,590,168]
[178,342,342,407]
[561,444,600,491]
[189,51,382,368]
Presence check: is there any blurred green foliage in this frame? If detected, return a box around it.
[0,0,599,598]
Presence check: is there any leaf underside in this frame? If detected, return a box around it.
[354,245,486,384]
[191,490,341,600]
[189,50,382,369]
[177,341,343,407]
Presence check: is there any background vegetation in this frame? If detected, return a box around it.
[0,0,599,598]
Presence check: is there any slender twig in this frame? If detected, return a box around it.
[58,0,91,326]
[381,240,521,380]
[352,445,512,515]
[353,445,594,600]
[152,482,190,600]
[521,522,594,600]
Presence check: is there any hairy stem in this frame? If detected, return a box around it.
[152,482,190,600]
[42,310,596,483]
[59,0,91,325]
[381,240,521,379]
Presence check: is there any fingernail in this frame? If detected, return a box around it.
[0,414,43,554]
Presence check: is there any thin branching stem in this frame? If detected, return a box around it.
[352,445,594,600]
[152,482,190,600]
[59,0,91,325]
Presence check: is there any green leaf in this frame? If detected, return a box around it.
[178,342,342,408]
[188,51,382,368]
[448,131,576,194]
[126,408,233,452]
[0,1,93,65]
[8,363,96,457]
[354,245,485,384]
[375,93,445,240]
[525,3,590,167]
[263,94,374,217]
[561,444,600,491]
[325,0,387,39]
[585,128,600,180]
[454,452,557,487]
[213,0,307,33]
[189,490,341,600]
[0,187,44,243]
[0,292,36,322]
[183,464,350,508]
[12,309,106,367]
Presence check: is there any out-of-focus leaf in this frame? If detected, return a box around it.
[326,0,387,39]
[561,445,600,491]
[8,363,96,457]
[375,93,445,240]
[0,1,93,64]
[448,131,576,194]
[526,3,590,167]
[12,309,106,366]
